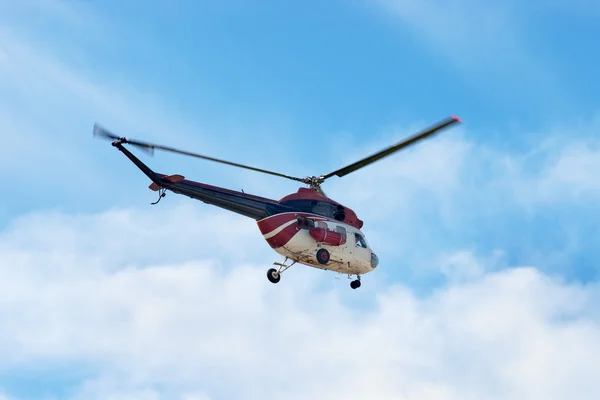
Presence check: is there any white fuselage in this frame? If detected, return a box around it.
[257,212,377,276]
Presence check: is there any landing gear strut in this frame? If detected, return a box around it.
[267,257,297,284]
[151,187,167,205]
[350,275,361,290]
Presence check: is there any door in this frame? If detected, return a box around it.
[352,232,371,269]
[319,222,349,263]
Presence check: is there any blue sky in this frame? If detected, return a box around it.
[1,1,600,399]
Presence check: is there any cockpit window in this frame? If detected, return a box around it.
[354,233,367,248]
[280,199,341,220]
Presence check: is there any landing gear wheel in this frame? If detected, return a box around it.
[267,257,297,284]
[267,268,280,284]
[316,248,330,265]
[350,279,361,289]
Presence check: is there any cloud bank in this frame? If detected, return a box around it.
[1,205,600,399]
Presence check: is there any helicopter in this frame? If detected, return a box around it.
[93,115,461,289]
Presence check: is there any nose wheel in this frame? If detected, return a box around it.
[350,275,361,289]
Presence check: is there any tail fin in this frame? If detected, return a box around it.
[149,174,185,191]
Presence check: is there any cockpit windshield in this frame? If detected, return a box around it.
[354,233,368,249]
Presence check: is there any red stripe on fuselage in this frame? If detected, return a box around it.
[265,223,300,248]
[256,212,329,235]
[257,212,335,248]
[257,213,298,235]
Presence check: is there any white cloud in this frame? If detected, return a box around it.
[0,207,599,399]
[536,141,600,200]
[70,378,215,400]
[438,249,499,280]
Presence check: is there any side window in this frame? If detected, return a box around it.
[315,220,328,229]
[354,233,367,248]
[335,226,347,240]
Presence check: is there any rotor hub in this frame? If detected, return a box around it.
[302,176,325,188]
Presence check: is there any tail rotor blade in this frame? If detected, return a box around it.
[93,123,155,156]
[92,123,119,141]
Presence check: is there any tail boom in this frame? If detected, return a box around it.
[158,175,280,220]
[113,141,281,220]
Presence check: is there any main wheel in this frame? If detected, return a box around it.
[316,248,330,265]
[267,268,280,284]
[350,279,361,289]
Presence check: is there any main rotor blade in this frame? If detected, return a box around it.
[321,115,462,180]
[93,123,306,183]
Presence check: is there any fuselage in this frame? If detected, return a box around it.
[161,176,379,274]
[257,211,378,275]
